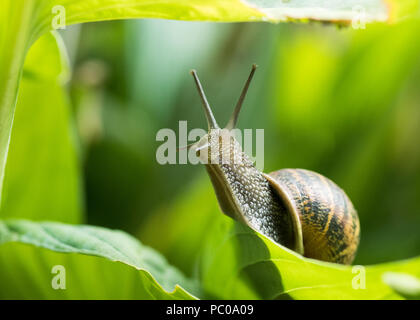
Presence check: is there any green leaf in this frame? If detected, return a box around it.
[140,177,420,299]
[0,31,82,223]
[29,0,420,37]
[0,1,36,203]
[0,219,198,299]
[199,214,420,299]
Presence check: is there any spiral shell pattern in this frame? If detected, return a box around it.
[267,169,360,264]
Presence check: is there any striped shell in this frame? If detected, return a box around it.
[264,169,360,265]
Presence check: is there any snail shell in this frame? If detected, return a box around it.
[265,169,360,264]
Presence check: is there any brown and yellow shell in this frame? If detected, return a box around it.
[264,169,360,265]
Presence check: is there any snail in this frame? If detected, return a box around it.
[187,65,360,265]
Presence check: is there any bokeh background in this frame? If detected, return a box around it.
[59,19,420,276]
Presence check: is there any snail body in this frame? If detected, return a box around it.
[188,65,360,265]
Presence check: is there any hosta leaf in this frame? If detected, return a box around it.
[28,0,420,39]
[199,214,420,299]
[0,31,82,223]
[0,219,198,299]
[140,177,420,299]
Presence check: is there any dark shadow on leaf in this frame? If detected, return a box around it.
[233,223,291,299]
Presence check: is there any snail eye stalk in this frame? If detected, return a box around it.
[225,64,257,130]
[190,70,219,130]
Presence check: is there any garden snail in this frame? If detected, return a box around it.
[188,65,360,265]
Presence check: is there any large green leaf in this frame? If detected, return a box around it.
[27,0,420,40]
[0,219,198,299]
[0,31,82,223]
[0,1,418,207]
[0,1,36,204]
[199,214,420,299]
[139,177,420,299]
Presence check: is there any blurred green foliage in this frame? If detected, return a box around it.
[60,18,420,276]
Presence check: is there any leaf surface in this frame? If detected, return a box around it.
[199,215,420,299]
[0,32,82,223]
[0,219,198,299]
